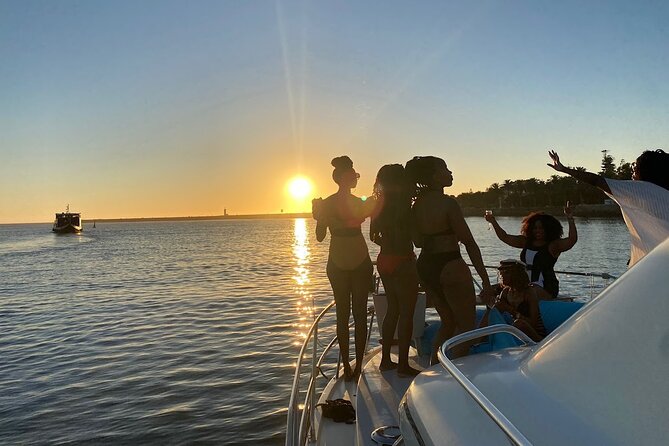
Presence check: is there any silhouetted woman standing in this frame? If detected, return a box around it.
[313,156,373,381]
[406,156,494,362]
[370,164,421,377]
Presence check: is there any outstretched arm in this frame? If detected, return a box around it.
[550,201,578,255]
[485,214,526,249]
[547,150,611,194]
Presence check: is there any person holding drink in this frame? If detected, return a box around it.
[485,203,577,298]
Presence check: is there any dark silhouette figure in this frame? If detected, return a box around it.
[548,149,669,266]
[405,156,494,362]
[370,164,421,377]
[313,156,374,381]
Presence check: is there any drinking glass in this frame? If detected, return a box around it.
[485,209,493,230]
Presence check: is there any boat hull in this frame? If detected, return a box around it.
[52,224,82,234]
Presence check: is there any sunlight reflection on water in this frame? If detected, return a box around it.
[0,217,630,445]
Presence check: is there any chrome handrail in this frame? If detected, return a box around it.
[286,300,375,446]
[437,325,536,446]
[286,301,336,446]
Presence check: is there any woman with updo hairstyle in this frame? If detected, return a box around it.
[486,206,577,298]
[312,156,374,381]
[370,164,421,377]
[405,156,494,362]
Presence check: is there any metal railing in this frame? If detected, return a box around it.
[468,263,617,299]
[286,299,376,446]
[437,324,536,446]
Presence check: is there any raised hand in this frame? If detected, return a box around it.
[564,200,574,218]
[312,198,324,220]
[547,150,566,172]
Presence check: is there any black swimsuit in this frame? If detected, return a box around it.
[521,244,559,298]
[330,227,363,237]
[416,228,461,300]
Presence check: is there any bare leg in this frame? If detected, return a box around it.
[513,319,544,342]
[440,259,477,358]
[328,260,354,380]
[350,259,373,379]
[380,273,399,371]
[395,262,420,376]
[431,297,455,365]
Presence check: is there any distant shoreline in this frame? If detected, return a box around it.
[81,212,313,224]
[461,204,622,218]
[3,205,623,225]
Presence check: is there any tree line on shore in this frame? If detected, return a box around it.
[454,150,631,209]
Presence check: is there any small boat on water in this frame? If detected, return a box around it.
[286,240,668,445]
[52,205,82,234]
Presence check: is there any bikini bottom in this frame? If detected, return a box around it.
[416,251,462,299]
[376,252,416,277]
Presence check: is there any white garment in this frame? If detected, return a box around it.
[605,179,669,267]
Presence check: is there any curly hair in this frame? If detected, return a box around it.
[331,155,354,184]
[404,156,444,200]
[635,149,669,190]
[520,212,563,243]
[499,263,530,290]
[371,164,412,244]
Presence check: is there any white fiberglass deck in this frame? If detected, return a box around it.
[313,345,429,446]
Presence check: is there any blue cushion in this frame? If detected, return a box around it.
[539,301,585,333]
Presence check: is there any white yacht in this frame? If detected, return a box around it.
[286,239,668,445]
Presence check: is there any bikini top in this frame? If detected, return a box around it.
[330,227,363,237]
[422,227,455,248]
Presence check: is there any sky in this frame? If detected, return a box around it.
[2,0,668,223]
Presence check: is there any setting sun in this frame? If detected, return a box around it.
[287,176,313,200]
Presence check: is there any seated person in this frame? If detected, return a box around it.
[493,259,552,341]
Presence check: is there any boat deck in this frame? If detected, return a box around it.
[314,345,430,446]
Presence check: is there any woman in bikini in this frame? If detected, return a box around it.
[405,156,494,362]
[312,156,374,381]
[370,164,421,377]
[485,203,577,298]
[493,260,550,342]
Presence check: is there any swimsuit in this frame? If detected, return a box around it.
[521,244,559,298]
[376,252,416,277]
[416,227,461,299]
[330,227,363,237]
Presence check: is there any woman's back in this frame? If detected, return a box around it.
[323,193,370,270]
[412,192,459,253]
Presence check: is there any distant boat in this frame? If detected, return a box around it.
[53,205,82,234]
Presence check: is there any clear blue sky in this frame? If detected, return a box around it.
[2,0,668,222]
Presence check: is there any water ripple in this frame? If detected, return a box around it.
[0,218,628,444]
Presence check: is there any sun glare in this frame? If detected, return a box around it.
[287,177,312,200]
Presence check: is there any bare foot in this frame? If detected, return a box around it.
[397,365,422,378]
[379,360,398,371]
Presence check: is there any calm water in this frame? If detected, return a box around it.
[0,217,629,445]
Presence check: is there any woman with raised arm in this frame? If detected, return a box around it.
[405,156,494,362]
[370,164,421,377]
[485,203,577,298]
[312,156,374,381]
[548,149,669,267]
